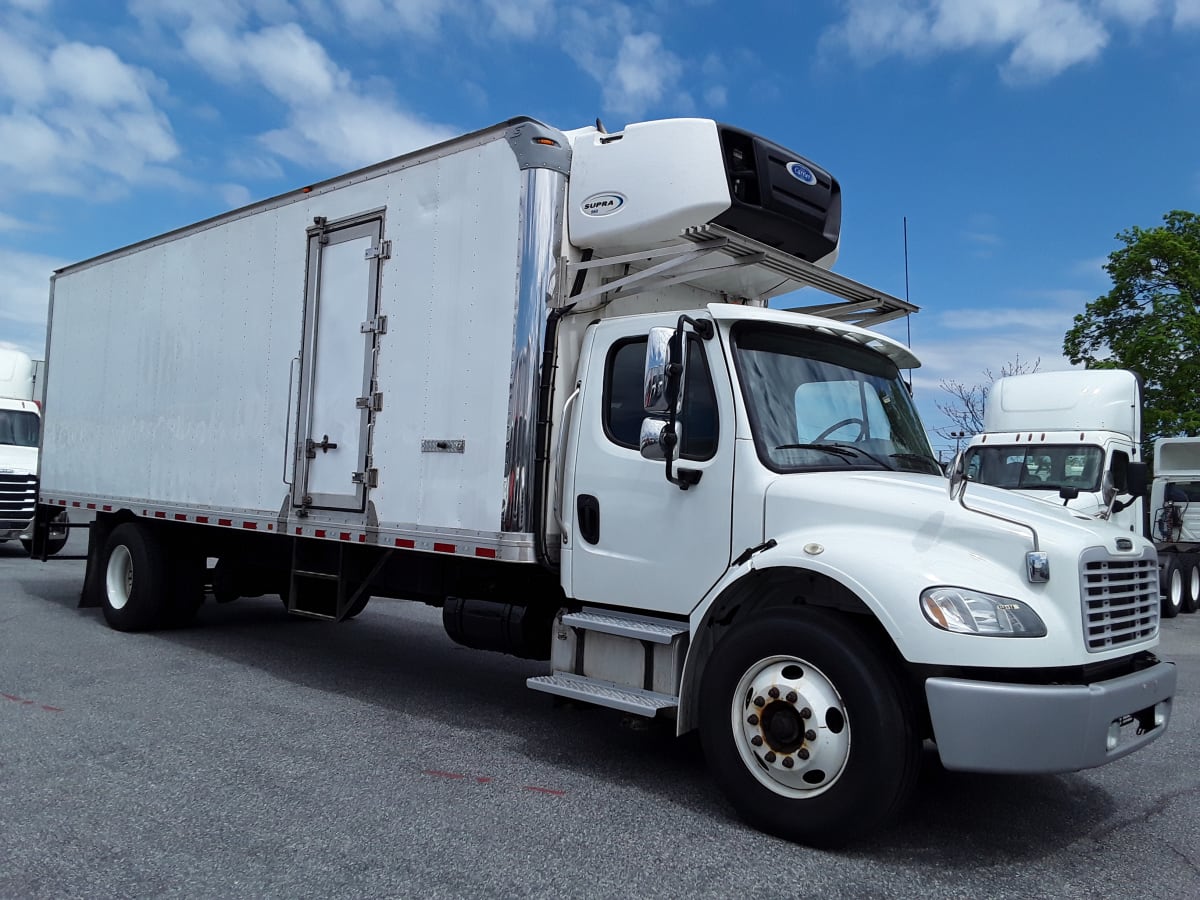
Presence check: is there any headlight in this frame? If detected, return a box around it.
[920,587,1047,637]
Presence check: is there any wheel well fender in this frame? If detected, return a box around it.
[677,566,899,735]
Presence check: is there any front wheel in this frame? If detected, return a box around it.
[698,610,919,847]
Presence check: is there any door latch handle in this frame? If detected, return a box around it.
[305,435,338,458]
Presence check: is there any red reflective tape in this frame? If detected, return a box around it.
[267,523,274,531]
[154,511,166,519]
[196,516,209,524]
[174,514,187,521]
[86,503,96,510]
[395,538,415,548]
[295,527,303,535]
[58,500,66,506]
[434,542,455,554]
[218,518,233,527]
[358,534,366,543]
[103,505,113,512]
[339,532,351,541]
[315,529,326,538]
[242,522,257,530]
[475,547,497,559]
[72,501,81,508]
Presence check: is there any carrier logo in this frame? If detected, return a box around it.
[786,162,817,185]
[581,192,626,217]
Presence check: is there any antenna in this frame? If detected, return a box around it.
[903,216,913,387]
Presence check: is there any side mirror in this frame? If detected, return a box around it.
[640,417,679,461]
[1101,471,1117,508]
[946,451,967,501]
[1123,461,1148,497]
[643,326,684,415]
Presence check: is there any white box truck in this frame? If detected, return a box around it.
[37,117,1174,846]
[963,370,1199,617]
[0,347,67,554]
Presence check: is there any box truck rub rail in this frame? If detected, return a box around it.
[37,116,1174,848]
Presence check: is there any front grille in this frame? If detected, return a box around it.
[1080,549,1159,652]
[0,473,36,518]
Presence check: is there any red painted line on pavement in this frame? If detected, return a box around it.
[41,705,63,712]
[423,770,466,780]
[475,777,493,784]
[523,786,566,796]
[2,692,63,712]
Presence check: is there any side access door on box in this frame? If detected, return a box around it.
[292,212,389,515]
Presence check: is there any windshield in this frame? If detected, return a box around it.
[0,409,38,447]
[963,444,1105,492]
[732,324,940,474]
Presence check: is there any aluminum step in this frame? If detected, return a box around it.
[527,673,678,717]
[562,610,688,644]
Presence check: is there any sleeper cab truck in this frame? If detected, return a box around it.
[963,369,1200,617]
[37,118,1175,846]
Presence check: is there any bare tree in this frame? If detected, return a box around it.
[936,355,1041,440]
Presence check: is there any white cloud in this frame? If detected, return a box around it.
[219,182,253,208]
[0,248,62,335]
[0,28,179,196]
[823,0,1194,83]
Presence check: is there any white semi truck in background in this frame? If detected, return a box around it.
[964,369,1200,617]
[35,117,1174,846]
[0,347,66,554]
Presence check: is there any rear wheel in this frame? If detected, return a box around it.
[1162,557,1184,619]
[1184,561,1200,614]
[102,523,169,631]
[698,609,919,847]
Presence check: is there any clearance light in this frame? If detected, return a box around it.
[533,138,559,147]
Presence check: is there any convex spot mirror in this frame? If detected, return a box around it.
[643,326,684,416]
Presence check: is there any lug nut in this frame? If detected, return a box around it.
[765,751,777,763]
[768,686,780,699]
[753,696,765,708]
[798,748,810,760]
[782,757,795,769]
[751,735,763,747]
[747,714,759,726]
[805,729,816,741]
[800,707,812,719]
[786,691,797,703]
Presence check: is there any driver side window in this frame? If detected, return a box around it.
[794,380,888,442]
[603,336,718,461]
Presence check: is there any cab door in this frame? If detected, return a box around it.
[565,318,735,617]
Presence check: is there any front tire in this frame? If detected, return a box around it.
[698,609,919,847]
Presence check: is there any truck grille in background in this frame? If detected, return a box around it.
[1080,550,1159,652]
[0,473,37,524]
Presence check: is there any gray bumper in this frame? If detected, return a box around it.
[926,660,1176,774]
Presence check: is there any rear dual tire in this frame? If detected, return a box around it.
[101,522,203,631]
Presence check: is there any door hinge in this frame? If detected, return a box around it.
[360,315,388,334]
[364,240,392,260]
[352,468,379,487]
[356,392,384,411]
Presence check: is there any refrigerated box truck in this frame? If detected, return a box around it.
[37,117,1175,846]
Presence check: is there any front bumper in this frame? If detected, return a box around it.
[926,660,1176,774]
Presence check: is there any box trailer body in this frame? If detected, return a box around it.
[39,117,1174,847]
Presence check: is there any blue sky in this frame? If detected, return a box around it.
[1,0,1198,456]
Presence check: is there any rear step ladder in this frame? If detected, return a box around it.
[527,609,690,717]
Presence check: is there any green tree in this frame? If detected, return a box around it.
[1063,210,1200,447]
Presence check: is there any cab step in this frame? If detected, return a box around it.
[526,673,678,716]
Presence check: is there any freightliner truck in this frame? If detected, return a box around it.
[34,117,1175,846]
[965,368,1200,618]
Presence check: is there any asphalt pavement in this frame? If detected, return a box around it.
[2,528,1198,899]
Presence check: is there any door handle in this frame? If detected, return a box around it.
[305,435,338,458]
[577,494,600,545]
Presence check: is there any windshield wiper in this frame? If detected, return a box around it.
[889,452,944,475]
[775,443,894,470]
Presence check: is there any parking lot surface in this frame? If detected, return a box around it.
[3,530,1199,899]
